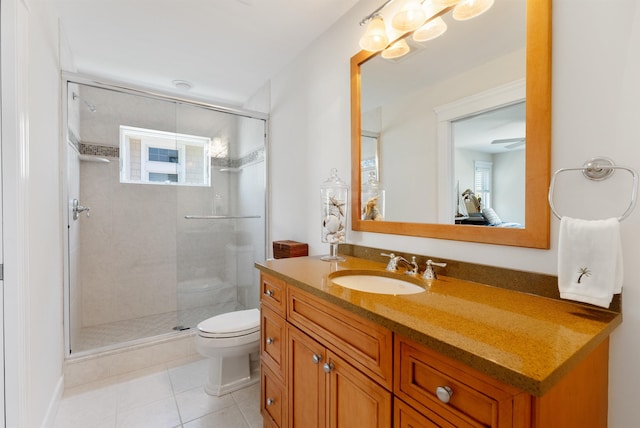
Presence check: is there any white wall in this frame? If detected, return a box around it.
[269,0,640,425]
[1,0,65,425]
[493,149,525,224]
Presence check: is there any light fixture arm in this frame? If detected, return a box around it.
[360,0,396,26]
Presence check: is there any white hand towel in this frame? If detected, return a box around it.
[558,217,623,308]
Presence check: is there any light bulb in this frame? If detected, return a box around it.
[413,17,448,42]
[431,0,461,7]
[392,0,427,32]
[381,39,410,59]
[452,0,494,21]
[359,15,389,52]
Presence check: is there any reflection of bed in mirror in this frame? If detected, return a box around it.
[455,189,523,228]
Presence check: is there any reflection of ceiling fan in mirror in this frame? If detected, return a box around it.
[491,138,526,149]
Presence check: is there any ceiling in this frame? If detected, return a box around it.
[53,0,361,107]
[452,101,526,154]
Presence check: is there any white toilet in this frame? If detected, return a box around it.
[195,308,261,396]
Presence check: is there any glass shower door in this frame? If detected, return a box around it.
[174,102,266,330]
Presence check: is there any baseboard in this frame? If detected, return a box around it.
[41,374,64,428]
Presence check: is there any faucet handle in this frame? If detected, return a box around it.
[422,259,447,280]
[405,256,419,276]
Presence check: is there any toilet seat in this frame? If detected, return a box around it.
[197,308,260,339]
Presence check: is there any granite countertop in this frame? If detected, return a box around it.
[255,255,621,397]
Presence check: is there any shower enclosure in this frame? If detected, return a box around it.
[63,76,267,356]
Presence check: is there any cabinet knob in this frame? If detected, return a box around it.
[436,386,453,403]
[266,337,274,345]
[264,289,274,297]
[266,398,275,406]
[323,362,334,373]
[312,354,322,364]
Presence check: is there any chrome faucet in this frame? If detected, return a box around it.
[381,253,419,276]
[422,260,447,280]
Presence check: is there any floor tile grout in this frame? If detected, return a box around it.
[54,358,261,428]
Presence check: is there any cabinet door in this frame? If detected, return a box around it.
[326,350,392,428]
[288,325,326,428]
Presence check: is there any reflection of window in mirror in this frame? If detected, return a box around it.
[474,160,493,209]
[361,131,380,185]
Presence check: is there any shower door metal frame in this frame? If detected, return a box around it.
[60,71,270,358]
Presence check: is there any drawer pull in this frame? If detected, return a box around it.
[436,386,453,403]
[264,289,274,297]
[266,398,275,406]
[266,337,274,345]
[312,354,322,364]
[323,362,334,373]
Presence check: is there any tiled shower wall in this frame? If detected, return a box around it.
[77,146,264,328]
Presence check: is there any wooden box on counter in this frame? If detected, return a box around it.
[272,240,308,259]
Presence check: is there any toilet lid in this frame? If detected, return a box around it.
[197,308,260,337]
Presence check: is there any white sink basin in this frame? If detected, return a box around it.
[330,274,425,295]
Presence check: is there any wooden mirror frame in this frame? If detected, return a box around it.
[350,0,551,248]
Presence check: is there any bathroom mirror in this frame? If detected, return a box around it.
[351,0,551,248]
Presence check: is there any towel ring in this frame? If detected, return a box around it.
[548,157,639,221]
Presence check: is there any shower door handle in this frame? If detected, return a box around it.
[72,199,91,220]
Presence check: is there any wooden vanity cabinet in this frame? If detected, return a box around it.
[260,273,393,428]
[395,336,529,428]
[395,335,611,428]
[260,272,612,428]
[260,274,288,428]
[288,323,392,428]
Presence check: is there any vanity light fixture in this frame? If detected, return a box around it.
[392,0,427,32]
[358,0,494,53]
[413,16,448,42]
[359,14,390,52]
[431,0,461,6]
[452,0,494,21]
[381,38,411,59]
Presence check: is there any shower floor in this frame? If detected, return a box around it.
[71,302,242,355]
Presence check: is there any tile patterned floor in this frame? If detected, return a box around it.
[72,303,241,354]
[54,358,262,428]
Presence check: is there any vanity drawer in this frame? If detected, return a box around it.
[287,286,393,389]
[261,305,286,382]
[261,273,287,316]
[395,336,523,428]
[261,363,287,428]
[394,397,456,428]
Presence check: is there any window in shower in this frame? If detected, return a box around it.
[120,125,211,186]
